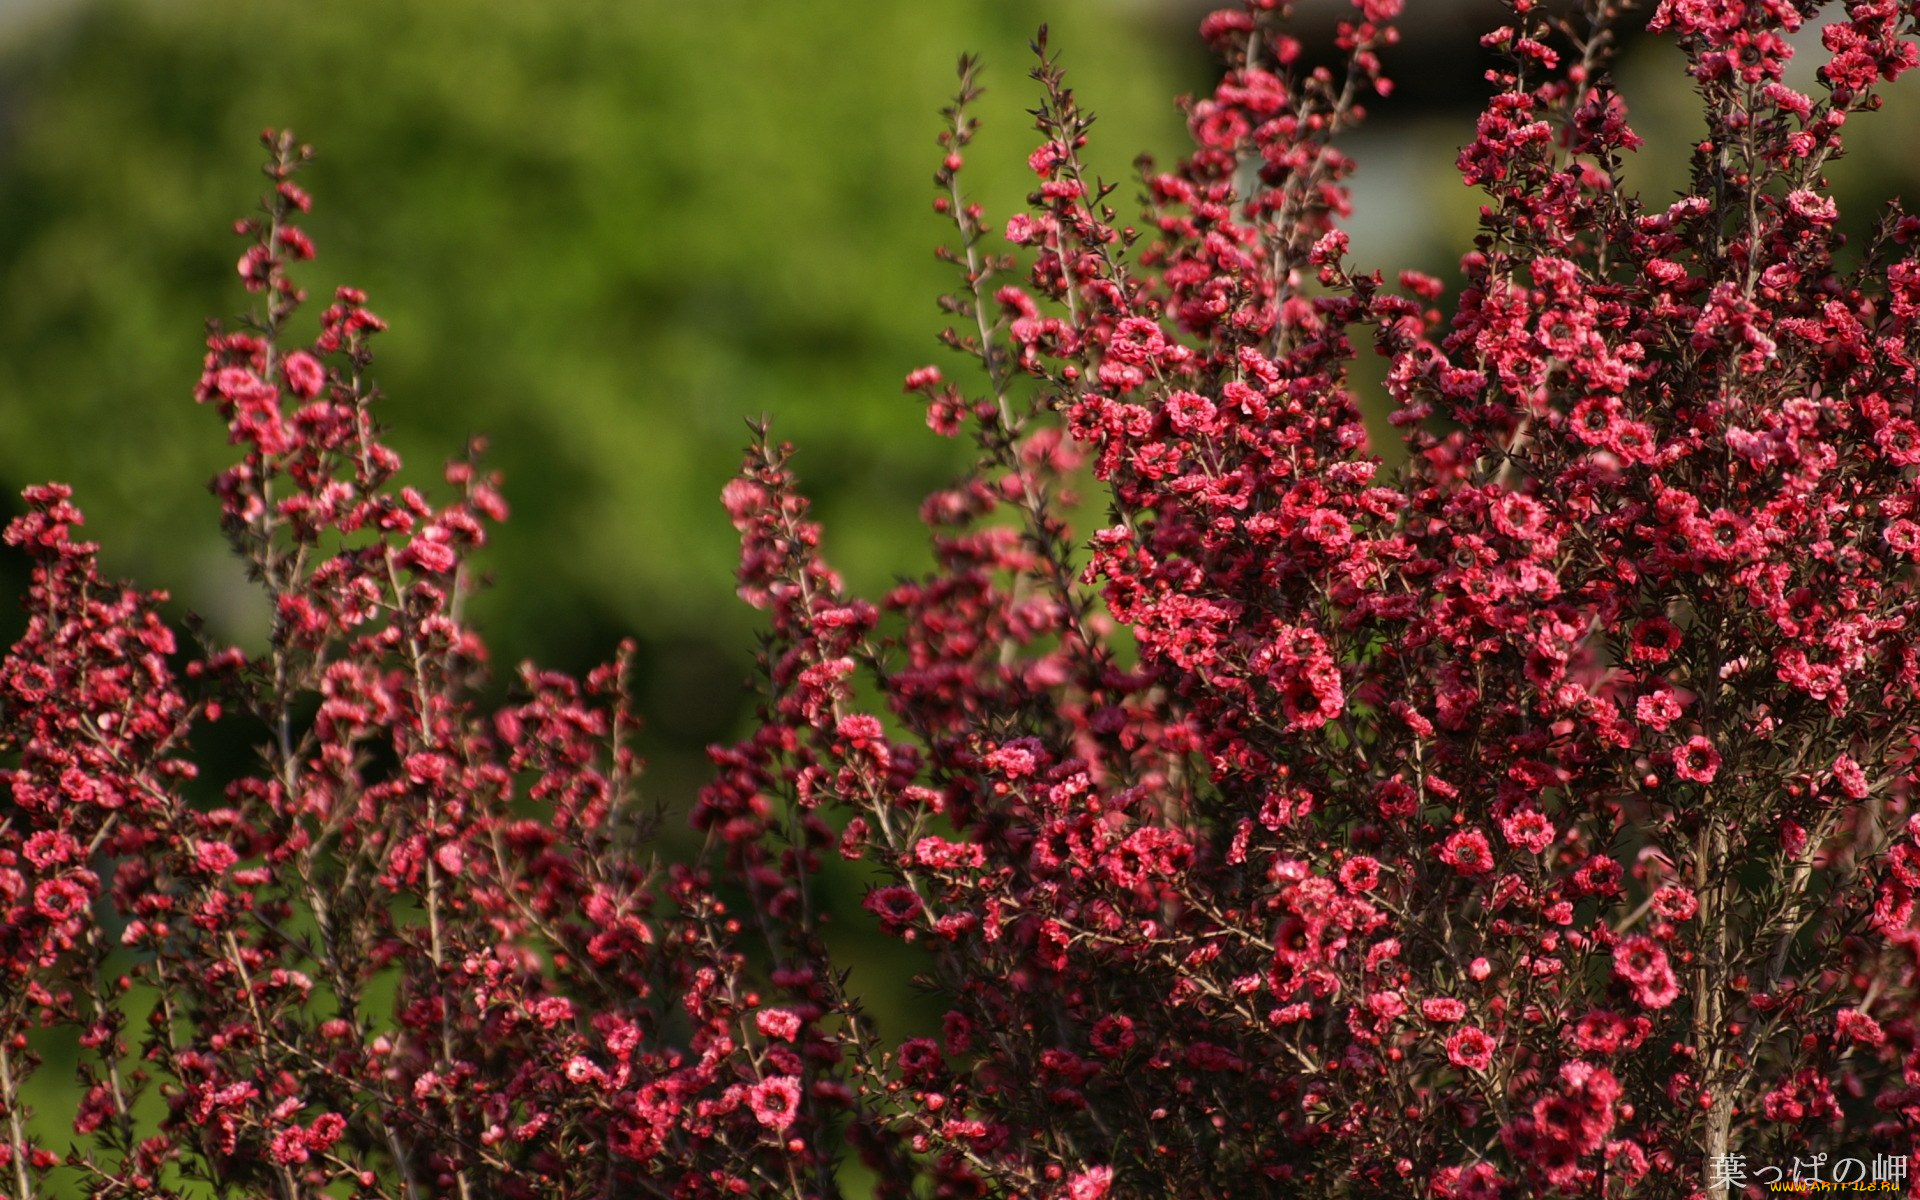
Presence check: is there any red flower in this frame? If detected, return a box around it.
[1089,1015,1136,1058]
[1832,753,1869,799]
[1672,736,1721,784]
[282,350,326,399]
[747,1076,801,1132]
[1421,998,1467,1024]
[1438,829,1494,876]
[1633,686,1682,731]
[33,877,89,922]
[1834,1008,1885,1047]
[755,1008,802,1042]
[1612,936,1681,1010]
[1499,810,1554,854]
[1571,1010,1637,1056]
[862,885,923,932]
[1628,616,1681,664]
[1447,1026,1497,1072]
[1338,855,1380,892]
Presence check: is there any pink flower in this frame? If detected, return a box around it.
[191,839,239,874]
[1628,616,1681,664]
[1420,998,1467,1024]
[1672,736,1720,784]
[1163,390,1217,434]
[1612,936,1681,1009]
[1446,1026,1496,1072]
[747,1076,801,1132]
[1785,188,1838,224]
[282,351,326,398]
[1338,855,1380,892]
[399,535,457,575]
[915,836,985,869]
[1611,935,1664,984]
[1089,1015,1136,1058]
[32,877,89,922]
[1571,1010,1636,1055]
[862,885,922,931]
[1490,491,1547,540]
[1832,754,1869,799]
[1365,990,1407,1023]
[1835,1008,1885,1047]
[1651,886,1698,921]
[21,831,76,870]
[306,1112,345,1153]
[1634,686,1683,731]
[755,1008,802,1042]
[1438,829,1494,875]
[1499,810,1554,854]
[1884,518,1920,555]
[269,1125,310,1166]
[896,1038,943,1083]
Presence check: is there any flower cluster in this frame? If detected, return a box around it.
[7,1,1920,1198]
[753,0,1920,1194]
[2,135,841,1199]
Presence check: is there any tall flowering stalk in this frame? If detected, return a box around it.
[0,134,849,1199]
[4,2,1920,1199]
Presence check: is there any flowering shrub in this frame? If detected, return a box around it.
[6,1,1920,1198]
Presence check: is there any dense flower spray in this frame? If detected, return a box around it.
[5,1,1920,1198]
[0,136,849,1200]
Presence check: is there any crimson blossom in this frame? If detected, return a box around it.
[7,1,1920,1199]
